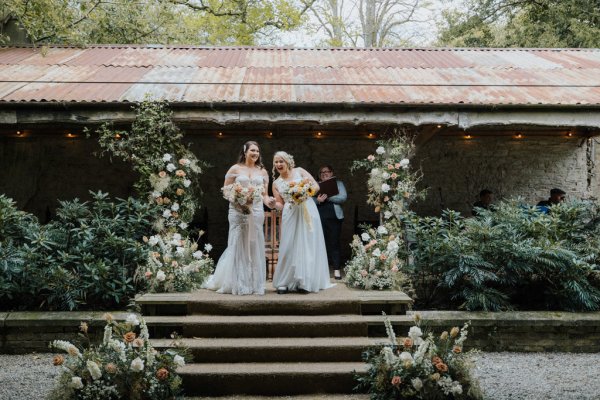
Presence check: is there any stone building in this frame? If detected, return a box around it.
[1,45,600,259]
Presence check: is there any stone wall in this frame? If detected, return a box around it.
[413,135,593,216]
[1,132,595,261]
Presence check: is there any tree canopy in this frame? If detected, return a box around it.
[437,0,600,48]
[0,0,314,46]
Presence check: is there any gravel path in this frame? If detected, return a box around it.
[1,352,599,400]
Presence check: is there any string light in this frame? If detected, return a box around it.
[67,133,74,138]
[464,134,472,140]
[514,133,523,139]
[436,125,442,129]
[567,131,573,138]
[16,130,22,136]
[316,131,322,137]
[115,133,121,139]
[218,132,223,137]
[368,133,375,138]
[268,131,273,137]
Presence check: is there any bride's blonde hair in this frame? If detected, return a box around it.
[272,151,295,179]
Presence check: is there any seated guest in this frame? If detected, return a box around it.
[472,189,494,216]
[315,165,347,280]
[537,188,566,213]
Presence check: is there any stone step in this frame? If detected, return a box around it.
[145,315,369,338]
[152,337,376,363]
[179,362,368,396]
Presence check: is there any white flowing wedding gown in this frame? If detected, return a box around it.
[203,174,266,295]
[273,170,335,292]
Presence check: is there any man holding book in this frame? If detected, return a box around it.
[315,165,347,280]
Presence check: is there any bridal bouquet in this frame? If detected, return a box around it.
[282,179,317,205]
[222,182,263,214]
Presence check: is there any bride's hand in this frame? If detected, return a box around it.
[266,196,276,209]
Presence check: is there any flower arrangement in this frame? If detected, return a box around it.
[280,179,317,205]
[357,313,482,400]
[222,181,264,214]
[345,226,412,291]
[136,231,214,293]
[149,152,203,231]
[346,133,424,290]
[48,313,186,400]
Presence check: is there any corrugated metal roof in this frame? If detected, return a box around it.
[1,45,600,106]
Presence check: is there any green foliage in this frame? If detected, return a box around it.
[0,0,311,46]
[0,192,157,311]
[407,200,600,311]
[437,0,600,47]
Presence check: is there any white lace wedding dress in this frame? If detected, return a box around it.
[203,174,266,295]
[272,170,335,292]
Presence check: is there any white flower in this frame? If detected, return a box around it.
[162,209,171,218]
[152,191,161,198]
[70,377,83,389]
[162,154,172,162]
[193,250,203,259]
[377,225,388,235]
[384,211,393,219]
[204,244,213,252]
[174,355,185,367]
[361,232,370,242]
[148,236,159,246]
[179,222,188,230]
[412,377,423,391]
[372,248,381,257]
[451,383,463,395]
[387,240,399,252]
[382,172,390,179]
[408,326,423,345]
[176,246,185,256]
[87,360,102,380]
[376,146,385,155]
[171,203,180,212]
[183,179,191,188]
[173,233,182,241]
[166,163,176,172]
[400,158,410,168]
[126,314,140,326]
[399,351,413,364]
[381,183,390,193]
[130,357,144,372]
[156,270,166,282]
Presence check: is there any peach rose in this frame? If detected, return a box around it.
[367,155,375,161]
[432,356,442,365]
[394,163,401,169]
[172,212,179,219]
[176,188,185,196]
[175,170,186,177]
[391,376,401,386]
[450,327,460,338]
[391,173,398,180]
[158,171,167,178]
[380,254,387,261]
[435,362,448,373]
[387,164,394,170]
[403,337,413,348]
[156,197,164,205]
[133,338,144,348]
[142,236,149,243]
[105,363,117,374]
[391,265,399,272]
[145,271,153,278]
[156,368,169,381]
[360,270,368,277]
[123,331,136,343]
[178,158,189,166]
[163,197,171,204]
[383,196,389,202]
[52,355,64,366]
[453,345,462,354]
[171,261,178,267]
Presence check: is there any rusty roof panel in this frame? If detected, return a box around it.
[2,46,600,105]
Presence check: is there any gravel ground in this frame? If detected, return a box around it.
[1,352,599,400]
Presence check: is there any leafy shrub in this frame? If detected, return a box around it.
[407,200,600,311]
[0,192,157,311]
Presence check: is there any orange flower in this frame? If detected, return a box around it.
[156,368,169,381]
[175,170,186,177]
[403,337,413,348]
[145,271,153,278]
[391,375,401,386]
[123,332,136,343]
[435,362,448,373]
[432,356,442,365]
[453,345,462,354]
[105,363,118,374]
[158,171,167,178]
[52,355,64,366]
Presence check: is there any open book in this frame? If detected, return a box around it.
[318,177,339,197]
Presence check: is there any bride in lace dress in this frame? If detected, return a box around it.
[203,141,275,295]
[271,151,335,294]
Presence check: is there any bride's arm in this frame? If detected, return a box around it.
[223,165,238,187]
[297,167,320,192]
[272,183,285,211]
[260,170,275,208]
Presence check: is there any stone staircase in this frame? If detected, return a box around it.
[137,283,412,397]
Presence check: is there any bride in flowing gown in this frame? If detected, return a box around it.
[271,151,335,294]
[203,141,275,295]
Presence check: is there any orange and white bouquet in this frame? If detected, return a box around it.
[281,178,317,205]
[222,182,263,214]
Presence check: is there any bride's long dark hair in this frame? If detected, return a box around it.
[237,141,264,169]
